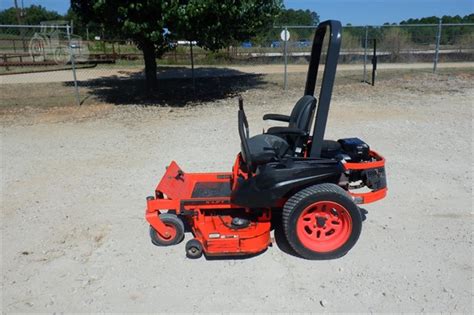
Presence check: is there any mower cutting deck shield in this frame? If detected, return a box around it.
[146,160,272,256]
[145,20,387,259]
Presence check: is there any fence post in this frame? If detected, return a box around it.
[371,39,377,86]
[363,25,368,83]
[66,25,81,106]
[190,40,196,94]
[433,18,442,73]
[283,26,288,90]
[3,54,9,71]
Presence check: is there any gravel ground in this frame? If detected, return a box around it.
[1,70,473,313]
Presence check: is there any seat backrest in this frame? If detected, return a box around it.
[238,109,252,171]
[289,95,317,131]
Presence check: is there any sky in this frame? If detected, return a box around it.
[0,0,473,25]
[285,0,474,25]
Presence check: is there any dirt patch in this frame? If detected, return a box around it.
[0,103,114,125]
[1,70,473,313]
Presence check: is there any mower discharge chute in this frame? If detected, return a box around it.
[145,20,387,259]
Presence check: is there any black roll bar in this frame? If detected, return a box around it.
[306,20,342,158]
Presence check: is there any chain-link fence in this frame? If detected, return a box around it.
[276,22,474,87]
[0,23,87,106]
[1,22,473,107]
[0,23,90,70]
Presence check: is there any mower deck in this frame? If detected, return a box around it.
[146,161,271,256]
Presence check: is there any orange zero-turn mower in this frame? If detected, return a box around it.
[145,20,387,259]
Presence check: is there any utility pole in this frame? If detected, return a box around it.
[14,0,22,25]
[14,0,27,52]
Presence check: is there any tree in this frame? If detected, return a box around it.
[254,8,320,44]
[380,28,412,61]
[341,30,360,50]
[0,5,62,25]
[400,14,474,45]
[0,7,18,24]
[274,9,319,26]
[71,0,282,89]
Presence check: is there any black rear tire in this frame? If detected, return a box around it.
[282,183,362,260]
[150,213,185,246]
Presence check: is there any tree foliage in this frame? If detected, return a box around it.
[400,14,474,45]
[258,9,320,43]
[71,0,282,87]
[342,14,474,49]
[275,8,319,26]
[0,5,62,25]
[177,1,282,49]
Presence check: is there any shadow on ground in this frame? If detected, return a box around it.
[69,66,268,107]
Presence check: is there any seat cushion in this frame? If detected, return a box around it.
[246,134,289,165]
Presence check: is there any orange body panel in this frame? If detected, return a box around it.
[344,150,387,204]
[350,187,387,204]
[343,150,385,170]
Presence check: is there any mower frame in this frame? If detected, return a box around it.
[145,20,387,258]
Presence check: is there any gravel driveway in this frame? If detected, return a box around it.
[2,70,473,313]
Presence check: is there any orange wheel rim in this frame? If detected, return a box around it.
[296,201,352,252]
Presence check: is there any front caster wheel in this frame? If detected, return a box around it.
[282,183,362,260]
[149,213,185,246]
[185,239,203,259]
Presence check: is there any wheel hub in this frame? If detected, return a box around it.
[158,224,177,240]
[296,201,353,253]
[316,216,327,228]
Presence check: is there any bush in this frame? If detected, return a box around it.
[380,28,413,61]
[454,33,474,51]
[341,31,361,50]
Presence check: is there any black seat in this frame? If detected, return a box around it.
[264,95,316,135]
[262,95,316,154]
[238,106,289,171]
[246,134,289,165]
